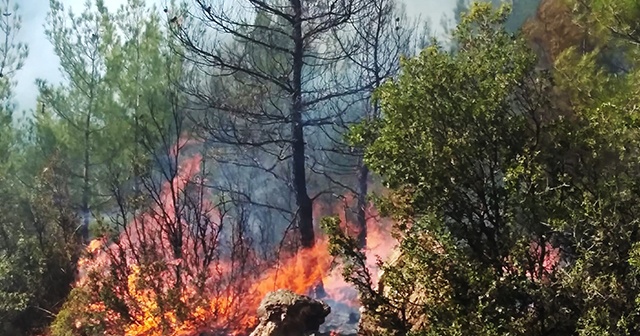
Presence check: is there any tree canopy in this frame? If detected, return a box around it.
[329,1,640,335]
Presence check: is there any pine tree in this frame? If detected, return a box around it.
[173,0,369,250]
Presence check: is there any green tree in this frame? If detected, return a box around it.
[35,0,177,243]
[48,2,214,335]
[36,0,121,244]
[334,5,566,334]
[0,0,27,172]
[0,0,32,332]
[329,1,640,335]
[0,157,80,335]
[326,2,598,335]
[545,0,640,333]
[0,3,80,334]
[105,0,181,187]
[453,0,541,32]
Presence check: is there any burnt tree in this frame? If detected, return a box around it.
[170,0,367,249]
[325,0,425,247]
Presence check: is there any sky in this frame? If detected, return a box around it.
[15,0,455,114]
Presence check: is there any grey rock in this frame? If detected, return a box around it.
[249,289,331,336]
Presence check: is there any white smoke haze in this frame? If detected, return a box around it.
[12,0,458,260]
[15,0,455,114]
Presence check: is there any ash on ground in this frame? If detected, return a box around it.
[318,298,360,336]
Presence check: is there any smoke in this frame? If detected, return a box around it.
[13,0,445,289]
[404,0,457,37]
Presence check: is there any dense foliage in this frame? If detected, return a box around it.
[329,1,640,335]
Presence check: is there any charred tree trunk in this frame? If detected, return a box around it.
[80,33,101,245]
[291,0,315,249]
[340,0,423,249]
[355,164,369,248]
[173,0,366,259]
[292,123,315,248]
[290,0,325,298]
[81,92,93,245]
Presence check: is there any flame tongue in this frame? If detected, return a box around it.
[74,138,397,336]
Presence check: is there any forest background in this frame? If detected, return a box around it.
[2,0,640,335]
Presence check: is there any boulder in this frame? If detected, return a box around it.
[249,289,331,336]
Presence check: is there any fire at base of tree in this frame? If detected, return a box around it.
[48,136,397,336]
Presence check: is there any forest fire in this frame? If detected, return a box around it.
[70,138,398,336]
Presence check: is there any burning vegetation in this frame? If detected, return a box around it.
[51,137,397,336]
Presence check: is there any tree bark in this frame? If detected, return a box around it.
[81,108,91,244]
[355,164,369,248]
[291,0,315,249]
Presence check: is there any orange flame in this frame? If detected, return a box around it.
[70,137,398,336]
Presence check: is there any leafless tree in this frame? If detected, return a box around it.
[312,0,429,247]
[167,0,370,250]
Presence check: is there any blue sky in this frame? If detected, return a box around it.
[15,0,455,114]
